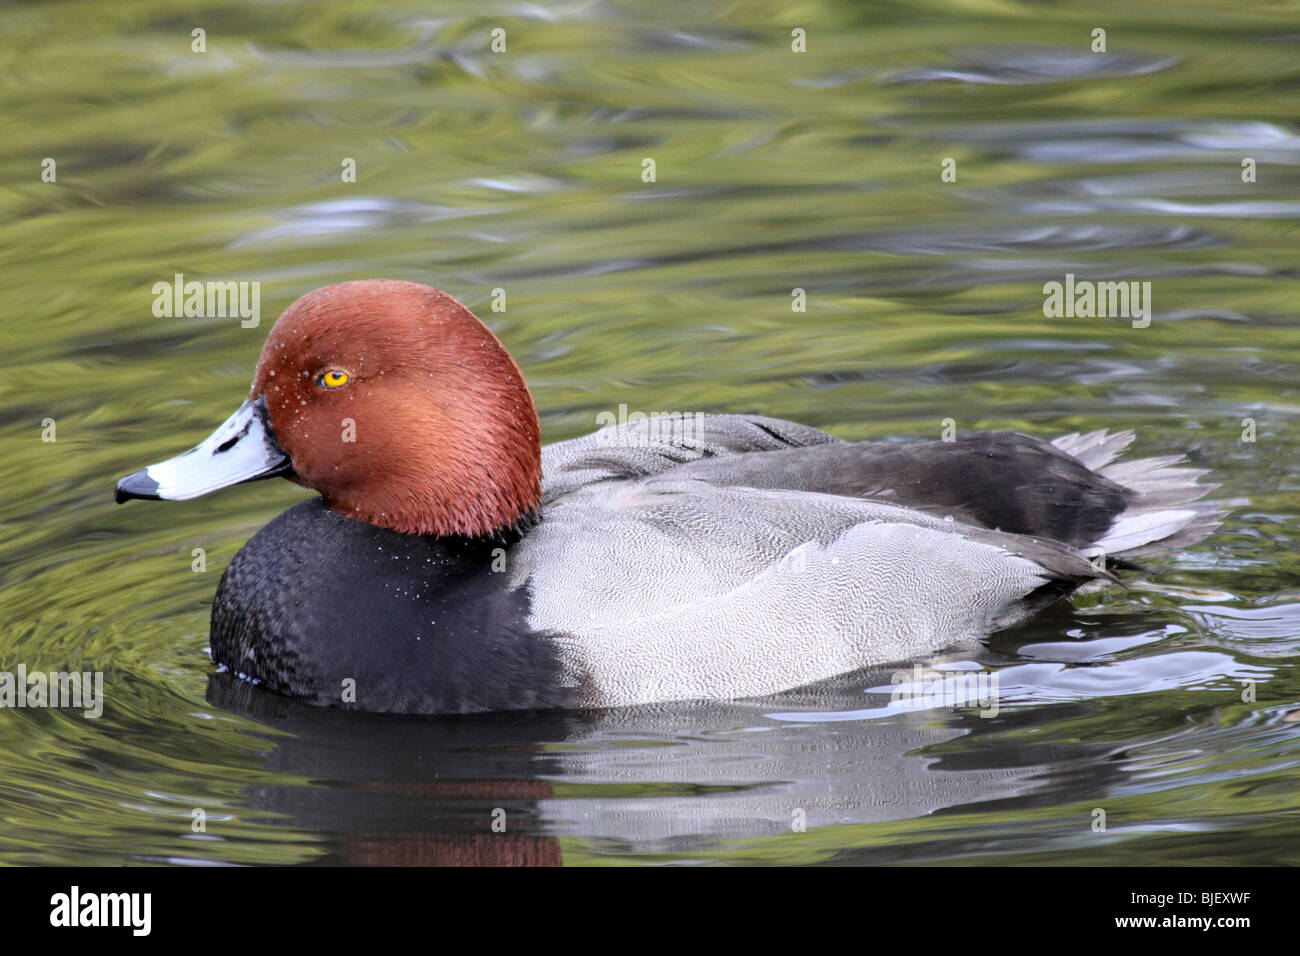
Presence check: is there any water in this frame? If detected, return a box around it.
[3,0,1299,865]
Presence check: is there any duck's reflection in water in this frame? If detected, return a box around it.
[207,664,1119,865]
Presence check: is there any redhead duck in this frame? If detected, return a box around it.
[116,280,1222,714]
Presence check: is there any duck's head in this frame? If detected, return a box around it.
[115,280,541,538]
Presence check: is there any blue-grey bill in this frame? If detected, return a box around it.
[114,396,291,503]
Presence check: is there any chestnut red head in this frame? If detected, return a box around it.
[115,280,542,538]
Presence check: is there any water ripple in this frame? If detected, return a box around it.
[884,46,1180,86]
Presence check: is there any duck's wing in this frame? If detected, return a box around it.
[546,420,1220,557]
[676,428,1222,556]
[511,478,1102,708]
[540,413,840,503]
[648,430,1134,548]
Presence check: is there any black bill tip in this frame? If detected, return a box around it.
[115,469,161,504]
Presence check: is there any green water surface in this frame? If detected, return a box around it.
[2,0,1299,865]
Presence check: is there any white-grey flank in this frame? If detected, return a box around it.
[512,415,1219,708]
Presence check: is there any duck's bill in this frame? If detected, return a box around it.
[115,396,291,503]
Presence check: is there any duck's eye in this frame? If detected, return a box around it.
[318,370,351,389]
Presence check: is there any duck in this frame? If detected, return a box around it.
[115,280,1222,714]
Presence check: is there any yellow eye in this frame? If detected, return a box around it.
[318,370,350,389]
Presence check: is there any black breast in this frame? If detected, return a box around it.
[210,499,577,714]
